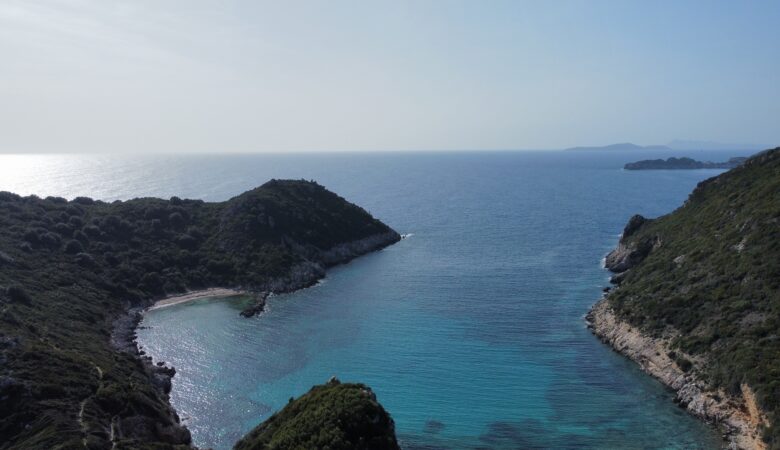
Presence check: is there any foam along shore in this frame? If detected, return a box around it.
[148,288,247,311]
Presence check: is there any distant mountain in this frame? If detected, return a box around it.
[564,141,770,152]
[564,142,672,151]
[667,139,768,151]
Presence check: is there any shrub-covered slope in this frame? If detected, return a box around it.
[603,148,780,446]
[0,180,400,449]
[234,379,399,450]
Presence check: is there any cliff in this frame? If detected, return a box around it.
[591,148,780,448]
[234,378,399,450]
[0,180,400,449]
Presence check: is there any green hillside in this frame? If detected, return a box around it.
[234,379,399,450]
[604,148,780,446]
[0,180,399,449]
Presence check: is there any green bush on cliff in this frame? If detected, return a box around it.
[233,379,399,450]
[606,148,780,447]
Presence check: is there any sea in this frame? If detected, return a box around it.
[0,149,756,449]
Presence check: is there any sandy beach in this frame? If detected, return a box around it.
[148,288,247,311]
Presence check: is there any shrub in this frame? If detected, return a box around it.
[75,253,96,267]
[39,232,61,249]
[68,216,84,228]
[176,234,197,249]
[83,225,101,238]
[168,212,185,230]
[73,230,89,244]
[140,272,164,293]
[6,286,31,303]
[73,196,94,205]
[65,205,83,216]
[64,240,84,254]
[54,223,72,237]
[23,229,39,244]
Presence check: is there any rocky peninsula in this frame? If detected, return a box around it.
[624,156,747,170]
[0,180,401,449]
[590,148,780,449]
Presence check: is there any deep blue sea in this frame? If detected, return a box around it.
[0,150,756,449]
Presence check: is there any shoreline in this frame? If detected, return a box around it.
[147,288,248,311]
[587,298,767,450]
[110,230,402,446]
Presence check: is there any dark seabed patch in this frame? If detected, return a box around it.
[423,419,446,434]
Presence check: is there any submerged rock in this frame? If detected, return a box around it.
[240,291,269,318]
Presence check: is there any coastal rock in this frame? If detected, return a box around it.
[240,291,269,318]
[587,299,766,450]
[604,215,657,273]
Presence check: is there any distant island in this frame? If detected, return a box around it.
[0,180,400,449]
[565,142,672,152]
[589,147,780,449]
[624,156,748,170]
[565,140,766,152]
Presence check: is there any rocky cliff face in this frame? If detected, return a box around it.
[603,214,656,275]
[588,300,767,449]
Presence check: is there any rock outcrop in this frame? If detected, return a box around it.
[588,300,767,449]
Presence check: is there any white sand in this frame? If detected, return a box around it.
[148,288,246,310]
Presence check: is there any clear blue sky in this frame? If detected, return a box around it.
[1,0,778,152]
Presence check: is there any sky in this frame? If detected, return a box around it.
[0,0,778,153]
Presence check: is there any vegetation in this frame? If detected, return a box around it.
[606,148,780,446]
[234,379,399,450]
[0,180,399,449]
[623,156,747,170]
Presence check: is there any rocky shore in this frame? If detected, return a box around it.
[108,229,401,447]
[587,299,766,449]
[240,291,269,317]
[585,201,777,450]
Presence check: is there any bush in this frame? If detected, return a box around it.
[64,240,84,254]
[168,212,185,230]
[39,232,61,249]
[54,223,72,237]
[176,234,197,249]
[83,225,101,238]
[73,196,94,205]
[6,286,31,303]
[75,253,96,268]
[23,229,39,244]
[68,216,84,228]
[73,230,89,244]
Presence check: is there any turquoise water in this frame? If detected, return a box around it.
[1,151,753,449]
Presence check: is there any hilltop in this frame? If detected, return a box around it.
[0,180,400,449]
[234,379,399,450]
[590,148,780,448]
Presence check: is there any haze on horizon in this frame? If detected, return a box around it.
[1,0,778,154]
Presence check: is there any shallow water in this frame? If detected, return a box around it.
[1,150,753,449]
